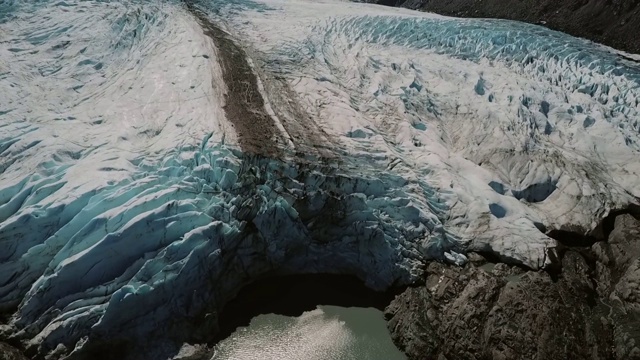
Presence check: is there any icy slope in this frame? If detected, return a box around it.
[202,0,640,255]
[1,2,446,357]
[1,0,640,358]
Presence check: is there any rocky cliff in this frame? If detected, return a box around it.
[386,213,640,359]
[0,343,27,360]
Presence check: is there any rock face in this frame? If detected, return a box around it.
[365,0,640,55]
[0,343,28,360]
[385,214,640,360]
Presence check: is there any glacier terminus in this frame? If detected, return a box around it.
[1,0,640,358]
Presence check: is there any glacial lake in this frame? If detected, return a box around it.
[211,305,406,360]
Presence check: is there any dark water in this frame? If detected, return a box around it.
[211,305,406,360]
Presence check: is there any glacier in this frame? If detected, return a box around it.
[1,0,640,358]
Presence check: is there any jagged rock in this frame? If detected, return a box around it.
[465,252,488,267]
[386,214,640,360]
[0,342,28,360]
[595,214,640,359]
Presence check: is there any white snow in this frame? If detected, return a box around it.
[0,0,233,196]
[207,0,640,264]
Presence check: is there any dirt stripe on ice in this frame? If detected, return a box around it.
[186,4,285,158]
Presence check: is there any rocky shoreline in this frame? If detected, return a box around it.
[363,0,640,55]
[385,213,640,359]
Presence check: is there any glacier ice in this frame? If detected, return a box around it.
[1,0,640,358]
[0,137,447,356]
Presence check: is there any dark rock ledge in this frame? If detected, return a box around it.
[385,213,640,360]
[0,342,28,360]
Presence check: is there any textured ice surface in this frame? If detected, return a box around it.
[202,0,640,258]
[1,0,640,358]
